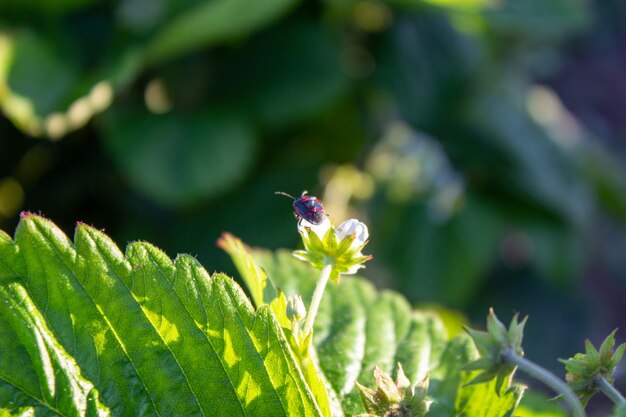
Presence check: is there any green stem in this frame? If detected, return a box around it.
[502,349,586,417]
[302,264,332,339]
[596,375,626,405]
[292,322,300,342]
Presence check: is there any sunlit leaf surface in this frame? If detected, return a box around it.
[0,215,327,416]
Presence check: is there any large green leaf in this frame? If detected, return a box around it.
[242,248,447,415]
[223,238,525,416]
[0,215,329,416]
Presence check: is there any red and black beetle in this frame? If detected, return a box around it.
[275,191,326,225]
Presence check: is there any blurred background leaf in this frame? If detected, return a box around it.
[2,1,626,413]
[102,106,257,207]
[146,0,298,63]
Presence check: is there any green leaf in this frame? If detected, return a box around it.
[0,277,111,417]
[455,379,524,417]
[429,336,524,417]
[515,392,568,417]
[428,336,475,416]
[252,249,445,415]
[422,335,523,417]
[217,232,273,307]
[240,247,522,417]
[218,236,335,417]
[146,0,299,64]
[0,215,327,416]
[101,107,257,208]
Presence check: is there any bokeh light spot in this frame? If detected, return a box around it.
[144,78,172,114]
[0,178,24,218]
[353,0,393,33]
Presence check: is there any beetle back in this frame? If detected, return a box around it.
[293,196,326,225]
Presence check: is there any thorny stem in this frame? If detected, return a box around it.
[302,263,332,340]
[596,375,626,405]
[502,349,586,417]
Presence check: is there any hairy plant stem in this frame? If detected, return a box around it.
[596,375,626,405]
[501,349,586,417]
[302,263,332,340]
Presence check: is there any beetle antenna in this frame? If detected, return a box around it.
[301,190,308,196]
[275,191,295,200]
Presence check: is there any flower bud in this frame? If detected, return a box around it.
[356,363,431,417]
[293,214,372,282]
[286,294,306,323]
[561,330,626,405]
[463,308,527,394]
[335,219,369,250]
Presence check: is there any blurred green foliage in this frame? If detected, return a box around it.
[2,0,626,381]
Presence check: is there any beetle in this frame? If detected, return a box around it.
[275,191,327,225]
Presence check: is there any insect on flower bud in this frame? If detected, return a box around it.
[286,294,306,323]
[285,191,372,281]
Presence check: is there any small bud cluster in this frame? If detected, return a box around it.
[561,330,626,405]
[286,294,306,338]
[355,364,430,417]
[464,308,527,394]
[286,294,306,323]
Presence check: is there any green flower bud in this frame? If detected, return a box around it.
[286,294,306,323]
[355,363,431,417]
[561,330,626,405]
[463,308,527,394]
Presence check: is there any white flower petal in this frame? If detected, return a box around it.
[344,264,362,275]
[298,217,331,239]
[336,218,369,250]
